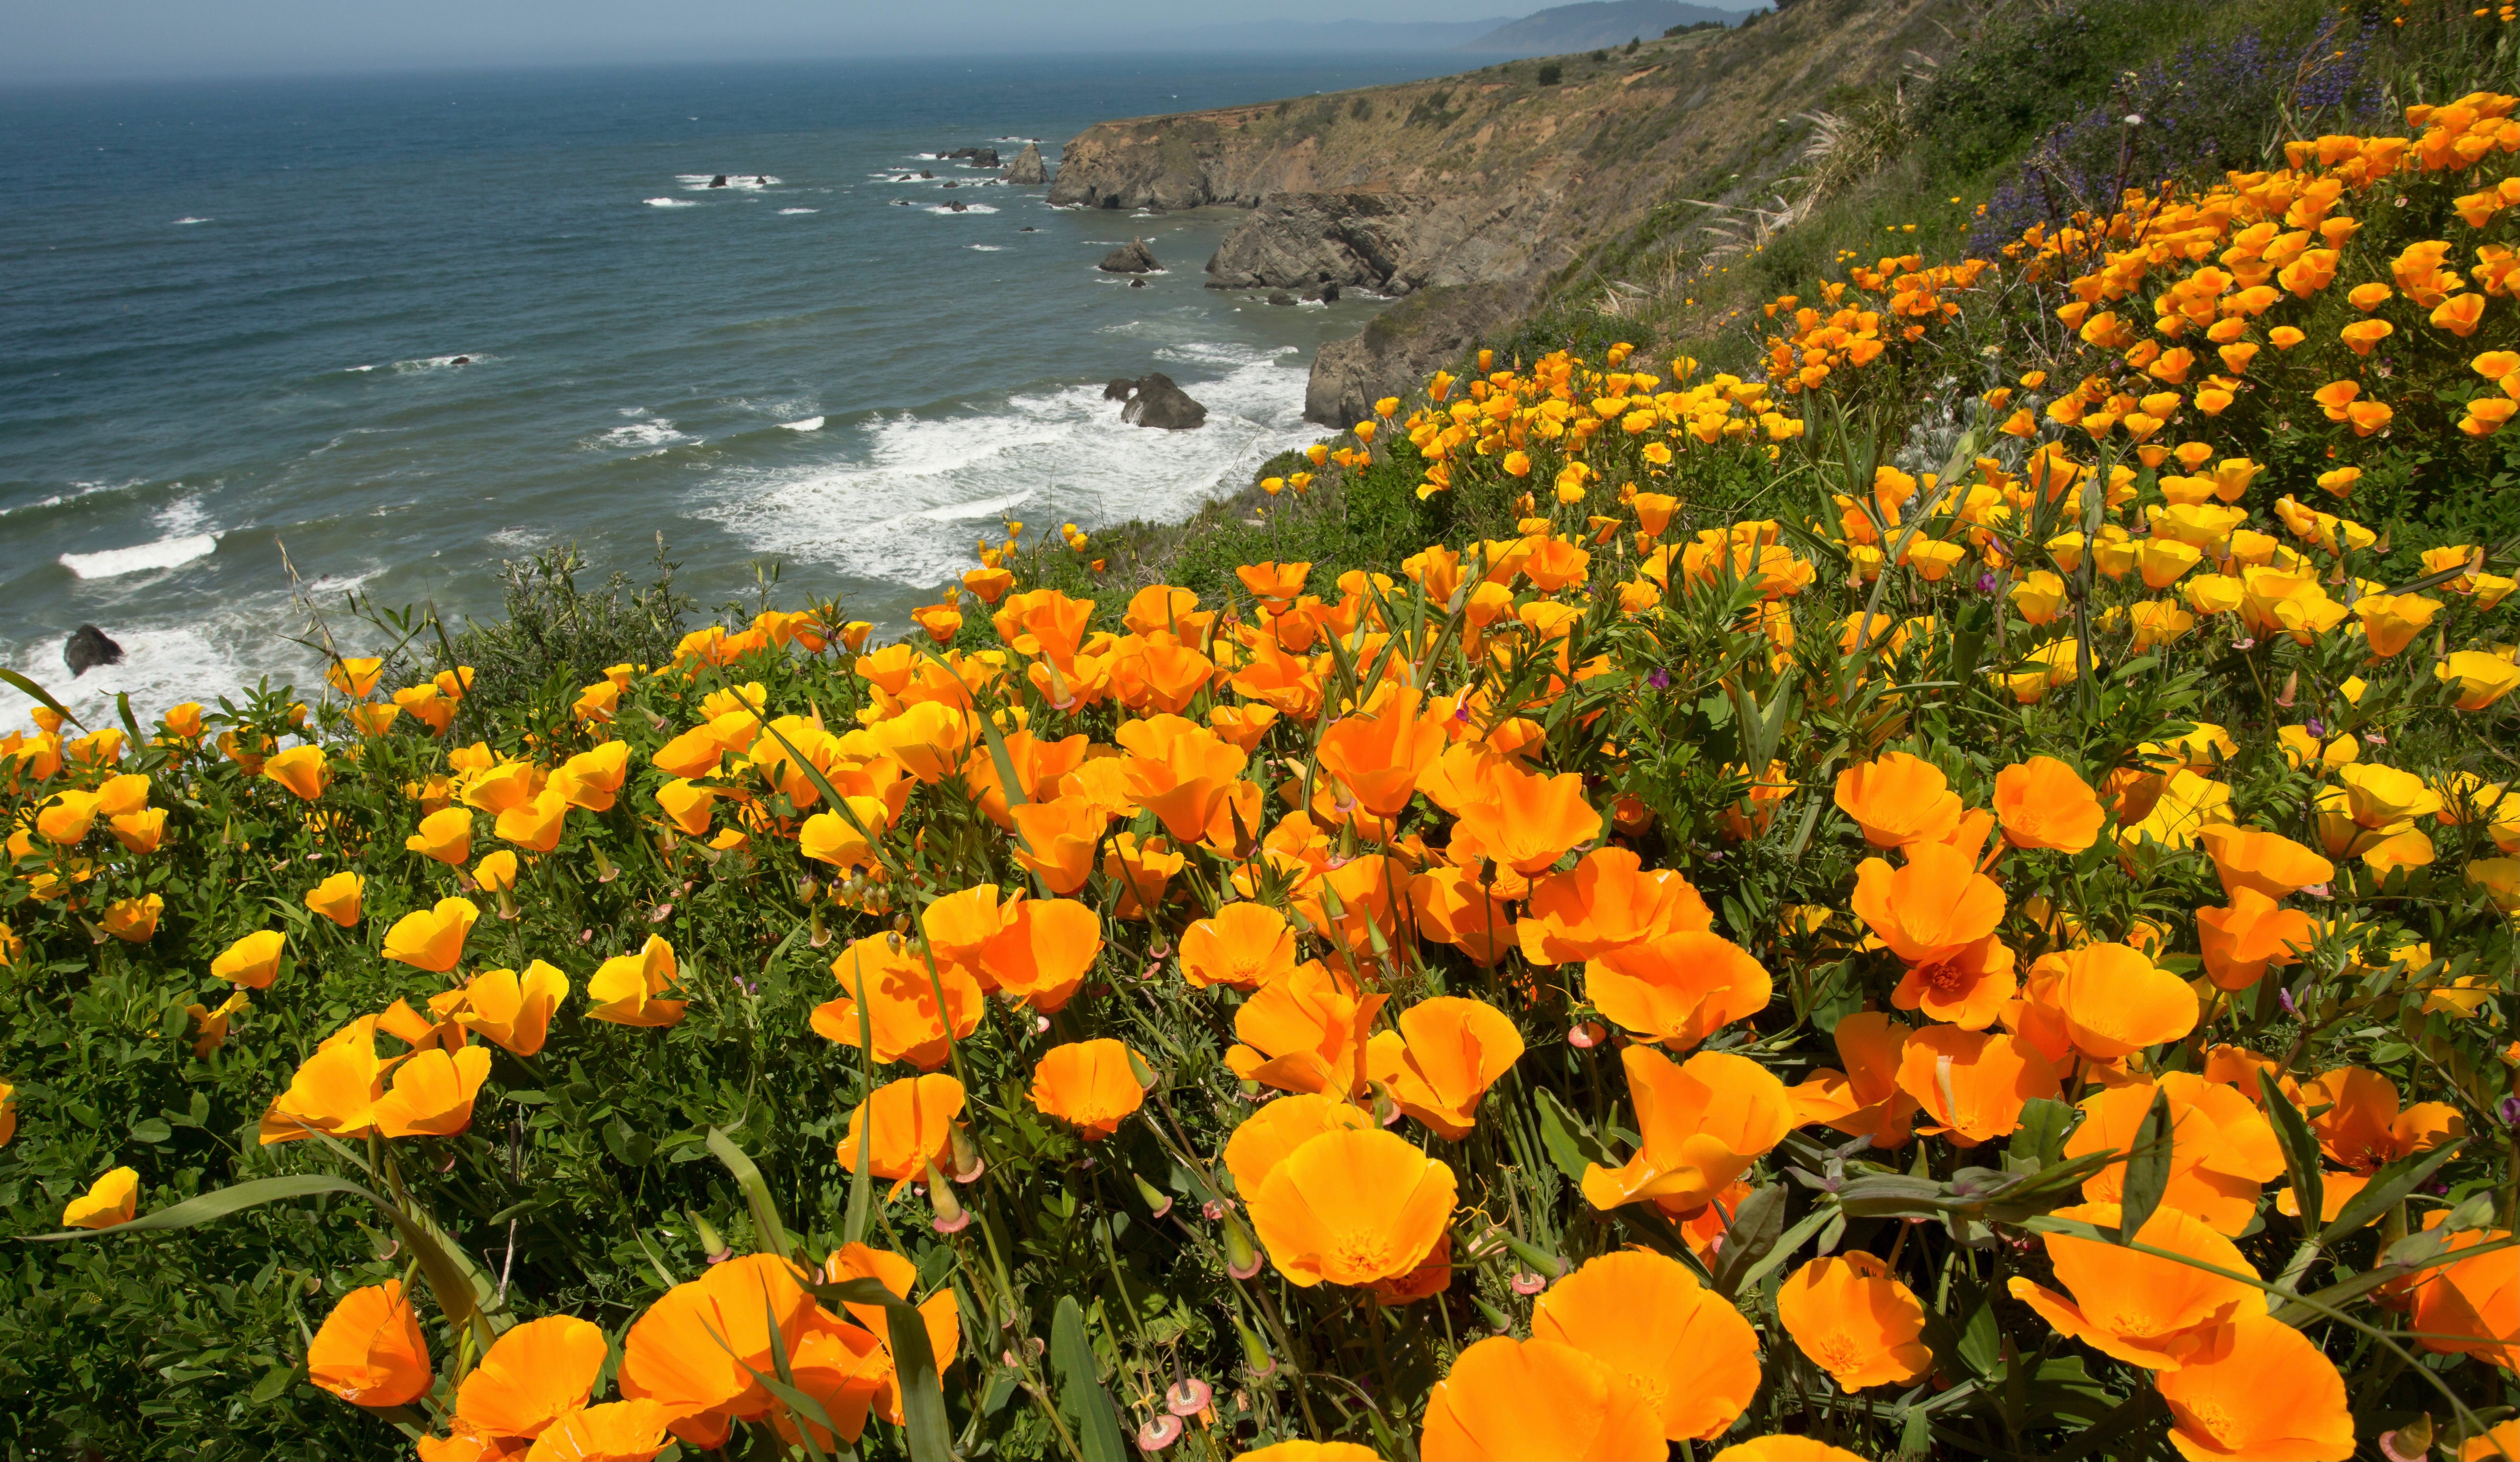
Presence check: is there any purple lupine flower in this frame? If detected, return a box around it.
[2304,718,2325,738]
[2500,1095,2520,1127]
[1647,668,1670,689]
[1976,571,2000,594]
[2277,986,2297,1016]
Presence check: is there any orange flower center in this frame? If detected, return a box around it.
[2178,1398,2240,1445]
[1810,1331,1866,1379]
[1333,1229,1397,1277]
[1915,957,1972,995]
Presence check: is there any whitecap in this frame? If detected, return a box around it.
[59,533,219,580]
[391,352,492,373]
[781,416,825,431]
[345,364,377,373]
[778,207,818,215]
[676,174,780,191]
[926,204,998,216]
[645,196,697,208]
[969,244,1004,252]
[701,346,1317,590]
[173,216,211,225]
[587,420,690,451]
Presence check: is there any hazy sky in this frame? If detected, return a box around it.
[1,0,1540,84]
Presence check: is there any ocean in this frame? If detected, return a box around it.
[0,54,1465,733]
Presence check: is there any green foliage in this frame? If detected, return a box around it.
[410,545,699,721]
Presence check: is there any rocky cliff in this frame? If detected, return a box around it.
[1050,0,1957,424]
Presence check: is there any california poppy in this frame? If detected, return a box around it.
[981,896,1101,1013]
[1833,751,1962,848]
[1790,1011,1918,1148]
[1315,686,1449,818]
[2195,890,2317,990]
[2068,1075,2284,1236]
[836,1073,965,1194]
[2045,942,2200,1059]
[1895,1026,2061,1147]
[2009,1201,2257,1368]
[2153,1312,2354,1461]
[1180,902,1301,990]
[2198,825,2333,899]
[495,787,571,854]
[1246,1127,1454,1288]
[618,1255,819,1444]
[1994,756,2106,852]
[212,929,287,989]
[1226,963,1387,1100]
[1365,996,1525,1138]
[554,742,630,813]
[1409,866,1521,966]
[586,935,686,1027]
[102,894,162,943]
[1452,761,1603,875]
[1418,1336,1665,1461]
[62,1166,139,1229]
[1222,1094,1375,1198]
[1852,844,2015,1028]
[520,1400,676,1460]
[456,1314,609,1442]
[1777,1253,1933,1390]
[1711,1439,1867,1461]
[259,1015,400,1144]
[2407,1219,2520,1372]
[444,961,570,1057]
[1584,929,1772,1048]
[812,936,983,1070]
[264,745,331,802]
[308,1280,432,1407]
[186,989,250,1058]
[1581,1047,1794,1211]
[1007,795,1106,894]
[2298,1067,2466,1173]
[1530,1249,1761,1442]
[407,807,475,866]
[1519,847,1714,964]
[385,896,482,974]
[1029,1039,1145,1139]
[819,1243,960,1431]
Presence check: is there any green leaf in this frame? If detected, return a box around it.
[814,1275,956,1461]
[1049,1295,1124,1462]
[2320,1138,2465,1245]
[2258,1069,2322,1235]
[1531,1086,1613,1182]
[706,1127,793,1264]
[0,668,84,731]
[2115,1087,2174,1244]
[1707,1184,1786,1298]
[247,1363,294,1406]
[2007,1098,2075,1170]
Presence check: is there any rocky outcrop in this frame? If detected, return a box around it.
[1006,142,1050,185]
[65,624,124,677]
[1306,279,1535,429]
[1108,373,1207,429]
[1098,239,1161,273]
[943,147,1001,167]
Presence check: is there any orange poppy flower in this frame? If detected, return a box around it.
[821,1243,961,1431]
[1365,996,1525,1138]
[1418,1336,1664,1462]
[2044,942,2200,1059]
[1181,902,1301,990]
[586,935,687,1027]
[2298,1067,2466,1173]
[444,961,571,1057]
[1450,760,1604,875]
[1315,685,1450,817]
[100,894,163,943]
[309,1280,432,1408]
[1712,1439,1867,1461]
[1584,929,1772,1048]
[186,990,249,1059]
[372,1045,494,1139]
[1994,755,2106,852]
[455,1315,609,1443]
[2008,1201,2257,1368]
[981,896,1100,1012]
[1409,865,1521,966]
[1833,751,1963,848]
[960,729,1089,828]
[212,929,288,990]
[1007,795,1107,894]
[2067,1075,2283,1236]
[2154,1312,2354,1461]
[618,1255,821,1445]
[1518,847,1713,964]
[553,742,629,813]
[812,935,983,1070]
[2408,1220,2520,1372]
[1531,1249,1761,1442]
[2198,825,2333,899]
[384,895,482,974]
[1236,560,1313,607]
[1580,1047,1794,1211]
[258,1014,402,1144]
[1790,1011,1918,1148]
[1030,1039,1145,1139]
[1223,1094,1377,1199]
[1895,1026,2061,1147]
[1117,716,1249,844]
[2194,890,2317,991]
[1246,1127,1454,1288]
[521,1400,676,1460]
[836,1073,965,1194]
[264,745,331,802]
[62,1166,139,1229]
[493,786,570,854]
[1226,963,1387,1099]
[1851,842,2003,965]
[407,807,476,866]
[1777,1253,1933,1390]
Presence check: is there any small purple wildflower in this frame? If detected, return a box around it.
[2304,718,2326,738]
[1976,571,2000,594]
[2500,1095,2520,1128]
[1646,668,1670,689]
[2278,986,2298,1016]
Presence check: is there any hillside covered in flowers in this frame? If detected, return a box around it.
[5,1,2520,1460]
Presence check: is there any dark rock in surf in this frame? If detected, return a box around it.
[1109,373,1206,430]
[1006,142,1050,185]
[1266,291,1297,306]
[1104,379,1137,401]
[65,624,123,678]
[710,175,729,188]
[947,201,969,212]
[1129,276,1147,287]
[1098,238,1160,273]
[919,170,934,179]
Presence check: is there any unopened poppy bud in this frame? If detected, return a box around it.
[926,1160,971,1233]
[950,1125,986,1183]
[689,1211,731,1265]
[808,902,831,948]
[1473,1295,1512,1332]
[1502,1234,1565,1278]
[1133,1172,1173,1220]
[1230,1314,1275,1376]
[1164,1377,1212,1417]
[797,875,819,901]
[1221,1215,1262,1279]
[1137,1415,1184,1451]
[591,842,618,884]
[1126,1048,1159,1090]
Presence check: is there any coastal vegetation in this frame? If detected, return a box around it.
[8,0,2520,1459]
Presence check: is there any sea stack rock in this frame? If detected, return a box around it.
[65,624,124,677]
[1006,142,1049,185]
[1098,239,1161,273]
[1110,373,1206,430]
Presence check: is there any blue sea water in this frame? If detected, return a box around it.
[0,54,1464,731]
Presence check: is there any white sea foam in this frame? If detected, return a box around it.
[390,352,493,373]
[0,478,141,520]
[782,416,826,431]
[969,244,1004,252]
[677,174,781,191]
[59,533,219,580]
[0,613,325,739]
[926,204,998,216]
[646,197,697,208]
[778,208,818,215]
[587,419,690,452]
[702,345,1314,589]
[173,216,211,225]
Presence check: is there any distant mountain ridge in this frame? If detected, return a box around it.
[1460,0,1758,53]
